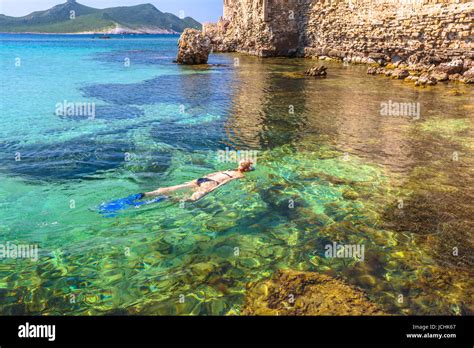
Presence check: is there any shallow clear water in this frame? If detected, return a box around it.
[0,34,473,315]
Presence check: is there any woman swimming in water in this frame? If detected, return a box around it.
[144,160,254,202]
[98,160,254,216]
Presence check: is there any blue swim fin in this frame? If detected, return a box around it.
[99,193,167,216]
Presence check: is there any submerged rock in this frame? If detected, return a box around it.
[305,65,327,78]
[242,270,386,315]
[190,262,216,282]
[404,75,419,83]
[431,70,449,82]
[391,68,410,80]
[367,66,380,75]
[342,189,359,200]
[367,66,387,75]
[176,29,211,65]
[415,73,437,87]
[461,67,474,84]
[449,73,462,81]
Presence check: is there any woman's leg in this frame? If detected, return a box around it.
[145,181,196,197]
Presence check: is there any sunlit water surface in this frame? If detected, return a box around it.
[0,34,473,315]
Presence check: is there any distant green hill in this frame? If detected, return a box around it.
[0,0,201,34]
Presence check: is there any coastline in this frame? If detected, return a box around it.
[0,1,200,36]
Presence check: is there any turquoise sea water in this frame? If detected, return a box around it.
[0,34,473,315]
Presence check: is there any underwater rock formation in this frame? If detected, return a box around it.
[176,28,211,65]
[242,269,386,315]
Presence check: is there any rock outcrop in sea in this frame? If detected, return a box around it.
[194,0,474,84]
[176,28,211,65]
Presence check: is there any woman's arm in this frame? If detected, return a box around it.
[186,176,241,202]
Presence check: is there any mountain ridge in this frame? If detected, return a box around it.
[0,1,201,34]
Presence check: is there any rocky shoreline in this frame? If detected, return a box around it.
[314,55,474,86]
[366,59,474,86]
[181,22,474,86]
[183,0,474,85]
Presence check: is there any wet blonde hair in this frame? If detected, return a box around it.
[238,160,253,172]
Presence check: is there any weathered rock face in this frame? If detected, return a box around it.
[203,21,236,53]
[461,67,474,84]
[204,0,301,57]
[242,269,386,315]
[433,59,465,75]
[204,0,473,82]
[302,1,473,64]
[176,28,211,65]
[209,0,473,60]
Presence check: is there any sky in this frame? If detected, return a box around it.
[0,0,223,23]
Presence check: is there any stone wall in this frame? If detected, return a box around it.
[302,0,473,65]
[207,0,474,65]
